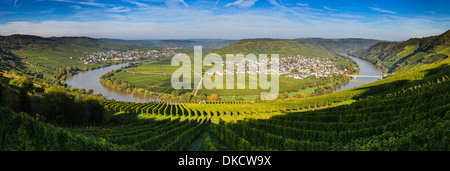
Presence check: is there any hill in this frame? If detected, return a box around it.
[350,30,450,74]
[211,39,337,59]
[0,34,167,83]
[306,38,381,53]
[211,38,380,58]
[99,38,237,49]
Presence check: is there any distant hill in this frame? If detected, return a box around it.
[0,34,141,50]
[50,36,102,47]
[99,38,237,49]
[211,39,337,59]
[350,30,450,74]
[0,34,59,49]
[210,38,381,59]
[98,38,158,47]
[100,37,380,54]
[307,38,381,53]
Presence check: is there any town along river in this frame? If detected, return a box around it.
[66,54,383,102]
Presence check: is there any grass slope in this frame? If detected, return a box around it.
[351,29,450,74]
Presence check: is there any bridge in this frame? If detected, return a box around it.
[345,74,384,80]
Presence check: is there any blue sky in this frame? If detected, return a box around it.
[0,0,449,41]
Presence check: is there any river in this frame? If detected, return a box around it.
[66,53,383,102]
[332,53,384,92]
[65,62,157,103]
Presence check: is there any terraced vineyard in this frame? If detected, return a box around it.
[102,100,251,117]
[72,117,208,151]
[1,58,449,151]
[213,74,449,150]
[98,58,449,150]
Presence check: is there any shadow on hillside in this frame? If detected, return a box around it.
[111,112,158,125]
[350,62,449,99]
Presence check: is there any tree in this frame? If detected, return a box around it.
[299,93,308,98]
[197,93,207,102]
[9,76,33,113]
[172,90,181,97]
[181,93,192,102]
[315,87,325,94]
[87,89,94,95]
[0,83,2,104]
[253,95,260,101]
[211,94,219,102]
[42,85,87,125]
[161,94,169,99]
[84,95,106,124]
[9,76,33,91]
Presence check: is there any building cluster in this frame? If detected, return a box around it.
[202,55,345,79]
[204,57,279,76]
[281,55,346,79]
[75,49,179,64]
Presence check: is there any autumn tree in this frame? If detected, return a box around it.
[210,94,219,102]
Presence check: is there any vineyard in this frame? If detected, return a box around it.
[1,58,449,151]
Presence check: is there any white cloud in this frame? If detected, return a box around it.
[54,0,108,7]
[122,0,150,8]
[179,0,189,8]
[369,7,397,14]
[69,5,82,10]
[5,0,20,8]
[296,3,308,7]
[225,0,259,8]
[1,0,447,41]
[107,6,130,13]
[1,12,446,41]
[267,0,282,7]
[40,8,55,14]
[323,6,338,11]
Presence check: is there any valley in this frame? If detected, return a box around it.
[0,30,448,152]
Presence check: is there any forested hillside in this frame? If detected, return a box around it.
[350,30,450,74]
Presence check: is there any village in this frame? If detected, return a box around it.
[206,54,346,80]
[75,49,179,64]
[281,55,346,79]
[78,49,346,81]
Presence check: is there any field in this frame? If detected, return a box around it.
[108,58,349,97]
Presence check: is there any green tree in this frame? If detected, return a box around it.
[87,89,94,95]
[181,93,192,102]
[9,76,33,91]
[84,95,106,124]
[315,86,325,94]
[42,86,87,125]
[172,90,181,97]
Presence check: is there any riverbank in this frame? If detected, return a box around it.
[66,54,382,103]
